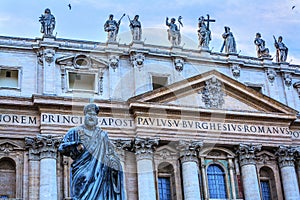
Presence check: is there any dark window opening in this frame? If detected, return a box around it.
[152,76,168,90]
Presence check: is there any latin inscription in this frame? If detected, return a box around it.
[0,113,299,138]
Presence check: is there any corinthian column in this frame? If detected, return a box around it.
[237,143,261,200]
[276,145,300,200]
[134,137,159,200]
[25,137,40,200]
[37,135,61,200]
[177,140,202,200]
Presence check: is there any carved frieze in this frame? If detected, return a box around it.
[130,52,145,69]
[284,73,292,87]
[231,64,241,78]
[109,55,119,71]
[173,57,184,72]
[177,140,203,163]
[275,145,297,168]
[236,143,262,166]
[266,68,276,84]
[134,137,159,161]
[201,76,225,108]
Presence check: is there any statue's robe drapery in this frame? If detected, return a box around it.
[59,126,125,200]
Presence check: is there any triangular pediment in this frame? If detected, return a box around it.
[56,54,108,69]
[129,70,297,117]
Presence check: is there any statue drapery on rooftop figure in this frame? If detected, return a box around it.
[128,15,142,41]
[274,35,288,63]
[39,8,56,37]
[198,15,215,49]
[220,26,237,54]
[254,33,271,58]
[166,16,182,46]
[104,14,125,43]
[58,104,126,200]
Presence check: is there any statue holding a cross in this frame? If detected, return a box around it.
[198,14,215,49]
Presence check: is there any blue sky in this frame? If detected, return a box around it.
[0,0,300,64]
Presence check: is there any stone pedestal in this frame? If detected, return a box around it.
[178,140,202,200]
[237,144,261,200]
[134,137,158,200]
[276,145,300,200]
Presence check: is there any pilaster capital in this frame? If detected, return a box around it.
[25,135,62,160]
[111,139,133,162]
[236,143,262,166]
[275,145,297,168]
[134,137,159,161]
[177,140,203,164]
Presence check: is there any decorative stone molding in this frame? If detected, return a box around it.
[173,57,184,72]
[293,81,300,98]
[44,49,55,64]
[25,135,62,160]
[231,64,241,78]
[109,55,119,71]
[177,140,203,163]
[73,54,91,69]
[236,143,262,166]
[266,68,276,83]
[0,141,23,155]
[201,76,225,108]
[276,145,297,168]
[284,73,292,87]
[130,52,145,69]
[134,137,159,161]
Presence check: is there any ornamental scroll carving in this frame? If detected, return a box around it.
[201,76,225,108]
[275,145,297,168]
[177,140,203,163]
[236,143,262,166]
[134,137,159,161]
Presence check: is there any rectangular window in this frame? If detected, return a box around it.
[68,72,96,92]
[0,69,19,89]
[158,177,171,200]
[260,180,271,200]
[152,76,168,90]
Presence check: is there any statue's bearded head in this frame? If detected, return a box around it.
[83,104,99,128]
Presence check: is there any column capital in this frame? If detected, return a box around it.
[134,137,159,161]
[236,143,262,166]
[25,135,62,160]
[177,140,203,164]
[276,145,297,168]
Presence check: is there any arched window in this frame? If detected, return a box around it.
[259,167,277,200]
[157,162,175,200]
[207,164,227,199]
[0,157,16,198]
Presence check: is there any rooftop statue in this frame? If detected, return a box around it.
[166,16,183,46]
[220,26,237,54]
[254,33,271,58]
[58,104,126,200]
[104,14,125,42]
[128,15,142,41]
[198,15,215,49]
[39,8,56,37]
[273,35,289,63]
